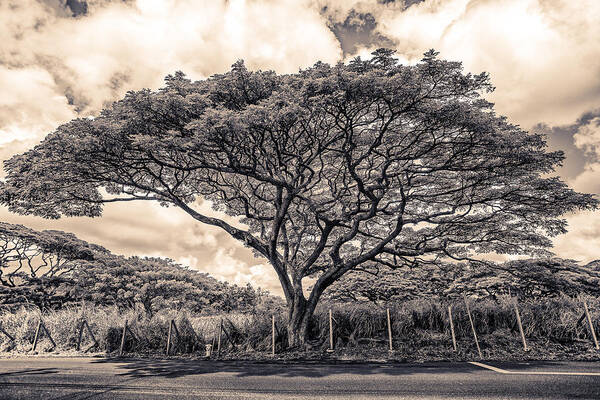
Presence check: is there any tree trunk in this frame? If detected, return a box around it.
[286,294,315,348]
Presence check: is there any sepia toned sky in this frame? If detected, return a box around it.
[1,0,599,295]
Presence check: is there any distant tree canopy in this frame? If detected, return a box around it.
[450,259,600,300]
[72,255,267,315]
[0,222,109,309]
[1,49,597,345]
[0,222,267,313]
[324,259,600,304]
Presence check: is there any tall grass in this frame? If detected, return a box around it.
[1,295,598,357]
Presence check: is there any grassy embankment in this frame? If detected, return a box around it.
[1,296,599,361]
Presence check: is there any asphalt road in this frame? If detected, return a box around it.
[1,357,599,399]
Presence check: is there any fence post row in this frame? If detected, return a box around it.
[463,295,482,359]
[4,299,600,356]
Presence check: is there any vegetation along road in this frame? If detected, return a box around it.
[1,357,599,399]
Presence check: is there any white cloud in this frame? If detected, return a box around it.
[0,0,343,154]
[182,250,281,294]
[0,66,75,150]
[553,211,600,263]
[573,117,600,160]
[567,116,600,194]
[569,163,600,195]
[366,0,600,128]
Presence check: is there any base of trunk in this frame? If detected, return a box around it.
[287,324,308,349]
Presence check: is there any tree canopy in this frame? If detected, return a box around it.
[1,49,597,344]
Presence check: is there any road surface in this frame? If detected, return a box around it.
[0,357,599,399]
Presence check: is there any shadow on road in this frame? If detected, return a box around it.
[92,357,488,379]
[92,357,599,379]
[0,368,58,377]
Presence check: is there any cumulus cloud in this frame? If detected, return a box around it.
[0,66,76,156]
[567,116,600,194]
[548,114,600,262]
[339,0,600,129]
[1,0,342,144]
[181,251,280,294]
[573,117,600,161]
[554,211,600,263]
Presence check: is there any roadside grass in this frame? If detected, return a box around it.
[0,295,599,361]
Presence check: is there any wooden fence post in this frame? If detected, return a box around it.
[166,319,174,355]
[31,320,42,351]
[386,308,393,351]
[329,309,334,351]
[0,324,15,342]
[464,295,482,358]
[217,318,223,356]
[77,320,85,351]
[448,305,457,352]
[188,324,200,352]
[171,319,180,338]
[513,301,528,352]
[83,320,98,351]
[43,321,56,348]
[119,320,128,356]
[31,319,55,351]
[583,301,599,350]
[272,315,276,356]
[220,320,236,351]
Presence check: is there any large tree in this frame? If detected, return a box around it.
[1,49,597,345]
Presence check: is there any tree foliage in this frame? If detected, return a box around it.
[2,49,597,343]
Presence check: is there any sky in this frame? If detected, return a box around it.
[1,0,599,295]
